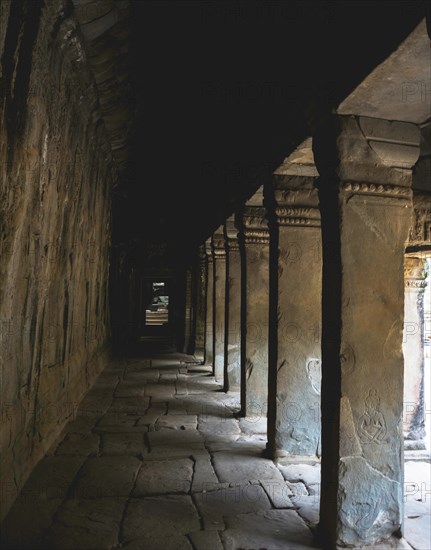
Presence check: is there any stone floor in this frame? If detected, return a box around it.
[1,354,429,549]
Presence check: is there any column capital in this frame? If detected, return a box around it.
[313,114,421,191]
[267,138,321,227]
[212,227,227,260]
[224,215,240,251]
[405,256,428,289]
[204,238,214,262]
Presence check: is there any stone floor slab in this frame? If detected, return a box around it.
[194,483,272,530]
[133,458,194,495]
[188,530,224,550]
[42,497,126,550]
[122,495,200,544]
[221,509,317,549]
[156,414,197,430]
[212,450,284,484]
[101,433,145,456]
[73,456,141,498]
[55,432,100,456]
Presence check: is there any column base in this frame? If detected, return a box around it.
[404,438,427,451]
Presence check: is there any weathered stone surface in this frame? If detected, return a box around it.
[337,456,402,546]
[239,416,267,435]
[194,483,271,530]
[147,428,204,447]
[212,451,284,484]
[314,114,417,547]
[260,480,295,508]
[95,412,143,432]
[122,496,200,546]
[266,163,322,458]
[156,414,197,430]
[114,382,146,398]
[278,463,321,486]
[221,509,316,549]
[55,433,100,456]
[212,228,227,383]
[198,417,240,438]
[109,397,150,415]
[133,458,194,495]
[0,2,114,520]
[101,433,145,456]
[144,383,176,400]
[191,451,220,492]
[240,187,270,417]
[42,498,126,550]
[224,216,242,391]
[188,530,224,550]
[73,456,141,498]
[205,241,215,366]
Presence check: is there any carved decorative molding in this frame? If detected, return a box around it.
[275,206,321,227]
[243,228,270,244]
[404,257,428,288]
[226,239,240,251]
[410,208,431,244]
[341,182,412,198]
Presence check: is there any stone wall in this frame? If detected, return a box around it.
[0,0,115,521]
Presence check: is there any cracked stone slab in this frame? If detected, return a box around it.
[156,414,197,430]
[108,397,150,415]
[221,509,316,550]
[212,451,284,484]
[144,384,176,401]
[124,370,160,382]
[147,428,204,447]
[260,480,295,508]
[73,456,141,498]
[122,495,200,546]
[42,498,126,550]
[133,458,194,495]
[190,451,219,493]
[295,495,320,526]
[194,483,272,530]
[239,416,268,435]
[114,382,146,398]
[198,418,240,437]
[101,433,145,456]
[188,530,224,550]
[55,433,100,456]
[18,456,85,501]
[95,413,146,433]
[278,463,321,486]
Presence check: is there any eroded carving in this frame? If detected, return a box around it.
[358,389,387,444]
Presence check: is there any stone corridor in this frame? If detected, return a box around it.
[1,353,429,550]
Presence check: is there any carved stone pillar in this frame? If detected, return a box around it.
[403,256,428,450]
[183,268,193,354]
[194,245,207,361]
[314,115,420,547]
[265,140,322,459]
[239,187,270,417]
[212,227,227,383]
[204,238,214,366]
[224,215,241,391]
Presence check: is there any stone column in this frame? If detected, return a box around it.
[204,238,214,366]
[240,187,270,418]
[183,268,193,354]
[224,215,241,391]
[212,227,227,383]
[194,245,207,362]
[265,140,322,459]
[314,115,420,547]
[403,255,428,450]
